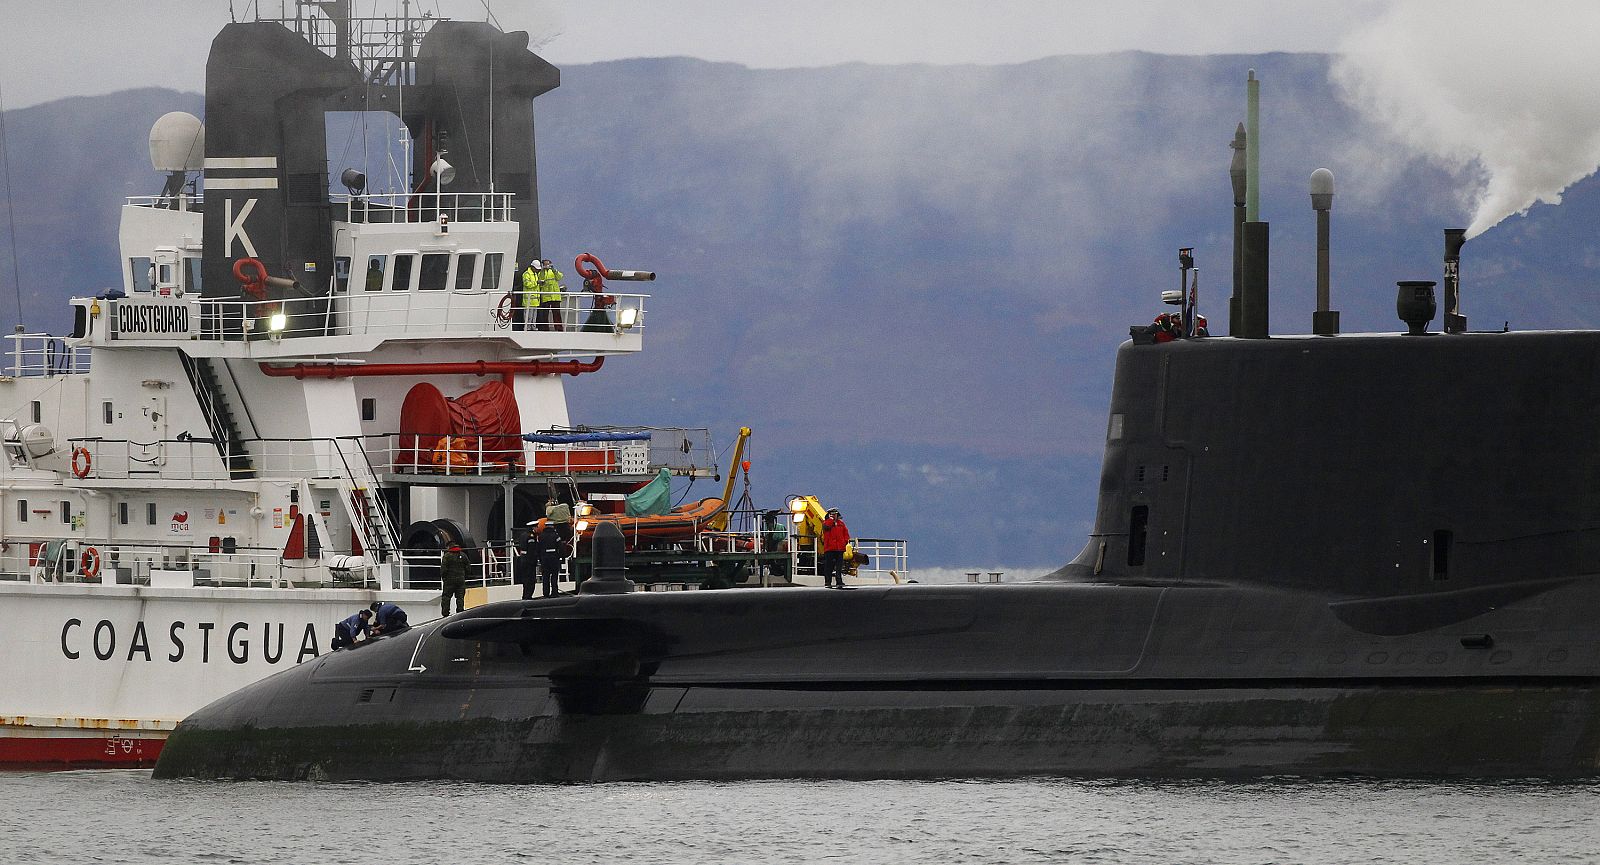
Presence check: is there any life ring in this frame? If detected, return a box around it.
[494,292,516,324]
[70,447,92,479]
[80,547,101,579]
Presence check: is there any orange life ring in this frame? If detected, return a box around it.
[79,547,101,579]
[70,447,92,479]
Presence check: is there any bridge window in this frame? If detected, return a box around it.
[334,257,351,293]
[454,253,477,291]
[392,254,416,291]
[129,257,154,293]
[364,256,385,291]
[419,253,449,291]
[185,258,203,295]
[481,253,503,291]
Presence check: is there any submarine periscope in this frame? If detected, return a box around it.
[154,64,1600,781]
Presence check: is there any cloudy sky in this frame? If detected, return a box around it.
[0,0,1388,109]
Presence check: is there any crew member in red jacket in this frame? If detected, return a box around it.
[821,508,851,589]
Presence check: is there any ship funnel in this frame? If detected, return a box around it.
[1443,229,1467,333]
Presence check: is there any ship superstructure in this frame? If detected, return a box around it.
[0,3,688,769]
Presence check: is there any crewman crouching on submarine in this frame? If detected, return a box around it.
[369,601,409,636]
[331,608,372,650]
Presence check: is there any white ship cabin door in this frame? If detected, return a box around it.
[153,248,182,297]
[136,395,168,470]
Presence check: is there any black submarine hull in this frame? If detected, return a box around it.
[154,579,1600,781]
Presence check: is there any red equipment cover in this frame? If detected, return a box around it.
[397,381,522,469]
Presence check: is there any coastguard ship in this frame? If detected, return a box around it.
[153,66,1600,781]
[1,4,903,770]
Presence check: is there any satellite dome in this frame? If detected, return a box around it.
[149,112,205,173]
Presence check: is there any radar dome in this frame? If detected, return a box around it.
[149,112,205,173]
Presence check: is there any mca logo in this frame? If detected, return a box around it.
[172,512,189,523]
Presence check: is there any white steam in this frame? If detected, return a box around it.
[1332,1,1600,238]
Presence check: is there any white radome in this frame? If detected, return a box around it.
[148,111,205,173]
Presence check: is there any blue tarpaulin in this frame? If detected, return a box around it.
[523,431,652,444]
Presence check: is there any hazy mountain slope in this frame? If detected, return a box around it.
[3,56,1596,566]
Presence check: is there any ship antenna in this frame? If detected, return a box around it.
[0,74,22,327]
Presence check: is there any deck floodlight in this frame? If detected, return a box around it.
[575,502,594,517]
[573,519,590,533]
[788,497,808,513]
[268,311,287,332]
[430,157,455,186]
[340,168,366,195]
[792,512,806,524]
[617,307,639,330]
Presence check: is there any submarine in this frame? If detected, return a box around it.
[157,240,1600,780]
[152,20,1600,781]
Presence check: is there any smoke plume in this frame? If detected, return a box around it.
[1331,1,1600,238]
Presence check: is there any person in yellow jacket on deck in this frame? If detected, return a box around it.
[536,258,565,331]
[517,260,542,330]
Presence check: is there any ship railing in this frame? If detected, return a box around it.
[333,192,515,225]
[851,537,912,584]
[124,193,203,212]
[65,435,390,482]
[379,427,716,478]
[0,537,378,589]
[192,289,647,342]
[783,520,911,585]
[5,333,90,377]
[391,543,520,591]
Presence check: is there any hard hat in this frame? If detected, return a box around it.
[369,601,382,611]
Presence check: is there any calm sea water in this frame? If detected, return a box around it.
[2,772,1596,864]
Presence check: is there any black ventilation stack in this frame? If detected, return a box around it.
[1443,229,1467,333]
[201,23,361,300]
[200,16,560,302]
[415,23,559,267]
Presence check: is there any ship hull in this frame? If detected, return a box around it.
[0,582,434,769]
[154,582,1600,781]
[154,681,1600,782]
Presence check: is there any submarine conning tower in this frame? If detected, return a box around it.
[200,12,558,301]
[1056,230,1600,608]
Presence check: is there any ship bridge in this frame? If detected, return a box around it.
[72,193,647,359]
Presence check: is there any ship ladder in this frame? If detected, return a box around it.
[178,353,256,479]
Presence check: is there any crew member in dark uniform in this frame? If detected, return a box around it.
[440,545,469,617]
[369,601,409,635]
[536,523,565,597]
[514,527,538,600]
[331,608,372,650]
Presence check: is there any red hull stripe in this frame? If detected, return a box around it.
[0,735,166,771]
